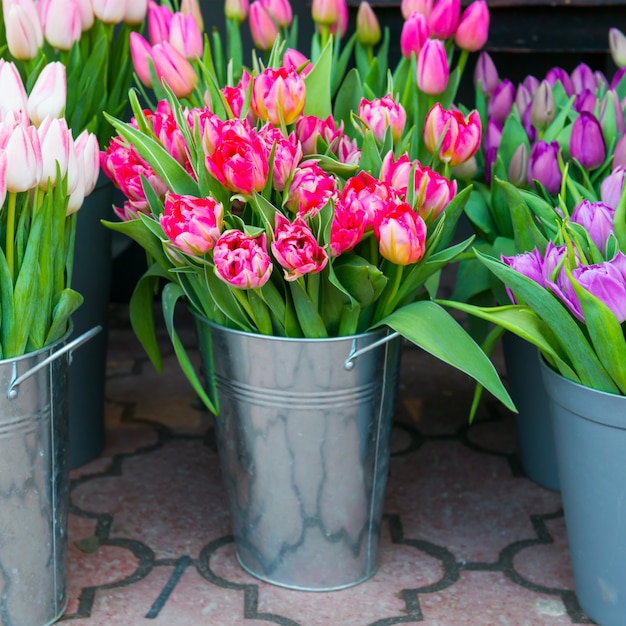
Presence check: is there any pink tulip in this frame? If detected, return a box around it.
[417,38,449,95]
[92,0,127,23]
[423,103,482,166]
[401,0,432,19]
[330,201,367,256]
[27,62,66,126]
[3,124,42,192]
[130,32,155,87]
[147,0,173,44]
[42,0,82,48]
[374,202,427,265]
[213,230,273,289]
[283,48,312,76]
[414,164,456,220]
[169,12,203,59]
[285,161,338,217]
[356,1,381,46]
[148,100,190,167]
[295,115,342,155]
[400,11,429,59]
[336,134,362,165]
[66,141,85,215]
[271,213,328,281]
[74,129,100,195]
[124,0,147,24]
[427,0,460,40]
[4,0,43,60]
[358,95,407,143]
[151,41,199,98]
[257,124,302,191]
[221,71,258,125]
[260,0,292,28]
[37,116,71,188]
[181,0,203,30]
[312,0,348,37]
[203,119,269,196]
[252,67,306,126]
[0,61,28,117]
[224,0,249,23]
[160,193,224,256]
[454,0,489,52]
[249,1,279,51]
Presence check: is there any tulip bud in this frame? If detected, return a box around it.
[610,27,626,68]
[130,32,155,87]
[522,74,540,94]
[74,129,101,196]
[614,133,626,170]
[260,0,293,28]
[569,111,606,171]
[487,79,515,125]
[42,0,82,50]
[312,0,339,24]
[428,0,460,40]
[450,155,478,181]
[147,0,173,43]
[4,124,42,192]
[401,0,433,19]
[73,0,96,30]
[151,41,199,98]
[571,62,596,94]
[225,0,249,22]
[529,80,555,130]
[4,0,43,60]
[124,0,148,24]
[454,0,489,52]
[527,140,561,195]
[515,84,532,117]
[249,1,279,51]
[507,143,529,188]
[0,61,28,116]
[600,166,625,209]
[181,0,204,31]
[417,38,449,95]
[27,62,67,126]
[573,89,597,115]
[400,11,429,59]
[92,0,127,24]
[473,51,499,97]
[600,89,624,142]
[545,66,573,97]
[356,2,381,46]
[169,12,203,59]
[37,116,71,188]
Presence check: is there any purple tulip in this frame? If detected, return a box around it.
[569,112,606,170]
[522,74,540,94]
[546,66,574,96]
[507,143,529,188]
[484,146,497,185]
[614,133,626,170]
[529,80,555,130]
[611,66,626,90]
[571,63,596,94]
[501,248,545,303]
[571,199,615,253]
[595,70,609,90]
[484,118,502,152]
[572,261,626,323]
[473,51,499,97]
[515,83,532,117]
[573,89,597,115]
[542,243,583,320]
[601,167,626,209]
[609,250,626,280]
[487,79,515,125]
[521,103,537,143]
[528,140,562,194]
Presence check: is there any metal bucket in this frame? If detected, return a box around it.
[195,316,402,591]
[0,326,100,626]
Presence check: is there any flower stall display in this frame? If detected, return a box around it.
[0,60,101,626]
[99,0,512,590]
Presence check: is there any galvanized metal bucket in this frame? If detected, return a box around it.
[195,316,402,591]
[0,326,101,626]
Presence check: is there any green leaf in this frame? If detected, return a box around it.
[0,247,13,354]
[333,69,363,136]
[464,187,497,242]
[289,279,328,338]
[303,37,333,119]
[333,255,387,308]
[45,288,83,346]
[161,282,218,413]
[102,218,169,270]
[374,300,516,412]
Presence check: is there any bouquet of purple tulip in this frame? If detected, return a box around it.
[98,0,515,415]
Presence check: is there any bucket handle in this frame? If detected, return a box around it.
[7,325,102,399]
[344,331,401,370]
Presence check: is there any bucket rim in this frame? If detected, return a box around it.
[191,311,392,345]
[0,323,73,367]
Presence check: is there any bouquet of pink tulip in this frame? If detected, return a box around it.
[0,59,100,357]
[0,0,148,147]
[99,29,514,414]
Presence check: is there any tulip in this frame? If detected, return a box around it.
[428,0,460,39]
[285,161,337,217]
[260,0,293,28]
[522,74,540,94]
[374,202,427,265]
[529,80,555,130]
[74,129,100,196]
[123,0,147,24]
[507,143,529,188]
[601,166,625,209]
[569,112,606,171]
[450,155,477,181]
[4,0,43,60]
[160,193,224,256]
[180,0,203,30]
[417,38,449,95]
[610,27,626,68]
[600,90,624,141]
[283,49,312,76]
[401,0,433,18]
[92,0,127,23]
[130,32,155,87]
[502,248,545,290]
[527,140,561,195]
[251,67,306,126]
[473,51,499,97]
[295,114,341,155]
[271,213,328,281]
[312,0,348,37]
[37,116,71,188]
[414,163,456,220]
[484,118,502,155]
[573,89,597,115]
[521,102,537,144]
[27,62,66,126]
[358,95,407,143]
[545,66,573,97]
[73,0,95,30]
[400,11,429,59]
[213,230,273,289]
[487,79,515,125]
[249,1,279,51]
[572,261,626,323]
[151,41,199,98]
[615,133,626,170]
[257,125,302,191]
[571,62,596,94]
[0,61,28,117]
[423,103,482,166]
[169,12,203,59]
[454,0,489,52]
[225,0,249,23]
[356,2,381,46]
[40,0,82,49]
[571,199,615,253]
[515,83,532,117]
[330,200,367,256]
[147,1,173,43]
[3,124,42,192]
[66,147,85,215]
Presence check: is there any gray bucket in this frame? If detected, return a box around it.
[540,356,626,626]
[0,326,100,626]
[195,316,402,591]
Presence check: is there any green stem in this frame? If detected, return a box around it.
[6,192,16,283]
[456,48,469,80]
[373,262,403,323]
